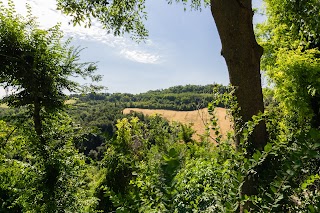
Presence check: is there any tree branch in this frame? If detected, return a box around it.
[4,126,18,146]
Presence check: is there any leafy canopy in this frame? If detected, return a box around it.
[0,0,101,111]
[257,0,320,126]
[56,0,210,40]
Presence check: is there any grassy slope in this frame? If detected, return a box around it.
[123,107,232,142]
[0,103,8,108]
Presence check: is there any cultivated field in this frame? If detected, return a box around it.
[123,107,232,142]
[65,99,77,105]
[0,103,8,108]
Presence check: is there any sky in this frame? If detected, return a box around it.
[1,0,265,96]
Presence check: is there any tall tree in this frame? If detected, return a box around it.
[210,0,266,150]
[210,2,267,209]
[0,1,100,140]
[0,1,101,210]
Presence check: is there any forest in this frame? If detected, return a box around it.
[0,0,320,212]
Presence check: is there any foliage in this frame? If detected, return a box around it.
[259,0,320,53]
[257,0,320,129]
[71,84,228,111]
[0,0,100,111]
[178,123,195,143]
[0,115,97,212]
[56,0,149,40]
[0,1,100,212]
[55,0,210,40]
[1,84,224,161]
[0,120,31,212]
[250,0,320,211]
[174,141,240,212]
[94,115,182,212]
[1,0,320,212]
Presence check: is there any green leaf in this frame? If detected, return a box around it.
[308,205,316,213]
[264,143,272,152]
[168,148,178,157]
[286,169,294,176]
[252,150,261,162]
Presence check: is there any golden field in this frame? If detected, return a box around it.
[0,103,8,108]
[123,107,232,142]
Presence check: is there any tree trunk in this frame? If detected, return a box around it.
[33,97,46,152]
[33,97,56,209]
[210,0,267,211]
[33,97,43,139]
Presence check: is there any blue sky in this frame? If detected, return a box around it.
[2,0,265,95]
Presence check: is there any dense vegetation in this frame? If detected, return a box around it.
[1,83,226,161]
[0,1,319,212]
[71,84,227,111]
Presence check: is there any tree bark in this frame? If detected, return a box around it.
[210,0,267,211]
[33,97,47,149]
[33,97,56,209]
[33,97,43,139]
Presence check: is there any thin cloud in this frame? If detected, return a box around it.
[0,88,5,98]
[120,49,161,64]
[5,0,163,64]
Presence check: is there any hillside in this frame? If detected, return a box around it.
[70,83,228,111]
[123,107,232,141]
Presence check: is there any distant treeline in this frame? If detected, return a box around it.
[70,84,228,111]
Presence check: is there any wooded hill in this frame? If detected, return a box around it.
[70,84,227,111]
[64,84,227,145]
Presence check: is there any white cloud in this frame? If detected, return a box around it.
[120,49,161,64]
[0,88,5,98]
[4,0,162,64]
